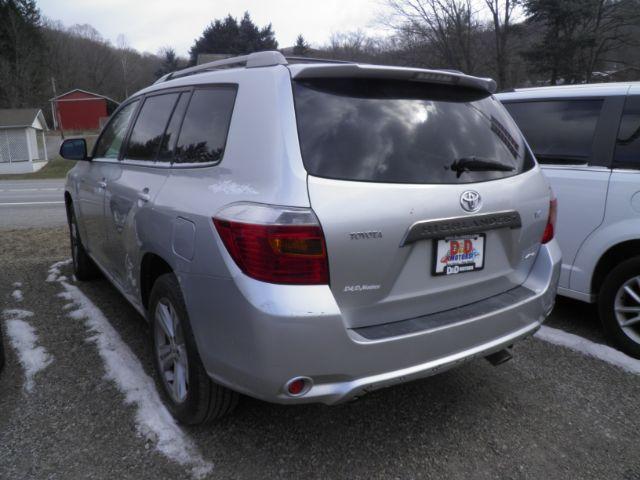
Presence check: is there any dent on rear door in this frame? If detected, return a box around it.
[103,165,168,296]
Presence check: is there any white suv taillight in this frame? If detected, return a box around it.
[541,193,557,244]
[213,203,329,285]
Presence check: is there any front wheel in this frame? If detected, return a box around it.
[598,257,640,359]
[149,273,238,424]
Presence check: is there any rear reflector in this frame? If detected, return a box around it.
[284,376,312,396]
[541,195,557,244]
[213,203,329,285]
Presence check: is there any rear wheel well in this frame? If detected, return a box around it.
[140,253,173,311]
[591,240,640,296]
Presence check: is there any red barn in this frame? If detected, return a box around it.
[50,89,119,131]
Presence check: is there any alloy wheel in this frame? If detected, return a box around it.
[613,275,640,345]
[154,298,189,404]
[70,215,79,269]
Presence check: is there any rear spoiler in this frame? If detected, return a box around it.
[289,64,497,94]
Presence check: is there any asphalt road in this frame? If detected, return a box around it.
[1,227,639,480]
[0,179,67,229]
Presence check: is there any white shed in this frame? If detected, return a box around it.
[0,109,49,174]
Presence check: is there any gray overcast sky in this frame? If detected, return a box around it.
[38,0,390,57]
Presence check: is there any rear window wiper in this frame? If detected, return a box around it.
[450,156,515,178]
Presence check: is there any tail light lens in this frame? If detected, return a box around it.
[541,194,557,244]
[213,203,329,285]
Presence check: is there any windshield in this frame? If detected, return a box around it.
[293,78,534,184]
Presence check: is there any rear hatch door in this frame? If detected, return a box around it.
[291,70,550,329]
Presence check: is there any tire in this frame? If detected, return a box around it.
[149,273,238,424]
[598,256,640,359]
[68,204,100,281]
[0,322,5,374]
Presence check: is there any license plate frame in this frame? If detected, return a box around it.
[432,234,486,276]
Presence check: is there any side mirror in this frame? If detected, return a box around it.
[60,138,89,161]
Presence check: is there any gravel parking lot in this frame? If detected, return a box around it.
[1,226,639,480]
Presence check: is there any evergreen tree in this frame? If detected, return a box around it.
[189,12,278,64]
[522,0,590,84]
[155,47,180,78]
[522,0,640,84]
[0,0,46,107]
[293,34,310,56]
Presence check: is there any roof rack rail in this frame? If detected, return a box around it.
[155,51,288,84]
[437,68,464,75]
[284,56,354,65]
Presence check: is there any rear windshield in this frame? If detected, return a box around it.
[293,78,534,184]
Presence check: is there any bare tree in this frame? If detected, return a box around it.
[42,21,161,105]
[116,34,134,98]
[67,23,103,42]
[484,0,521,89]
[386,0,481,74]
[328,31,377,61]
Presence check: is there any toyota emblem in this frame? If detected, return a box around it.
[460,190,481,212]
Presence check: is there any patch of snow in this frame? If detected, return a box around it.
[536,326,640,375]
[47,259,71,282]
[208,179,258,195]
[3,309,53,392]
[57,291,73,301]
[12,282,22,288]
[48,262,213,479]
[2,309,33,321]
[11,289,23,302]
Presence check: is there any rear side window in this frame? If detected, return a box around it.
[614,96,640,168]
[125,93,180,161]
[293,78,533,184]
[158,93,190,162]
[504,100,603,165]
[93,100,139,159]
[174,86,237,164]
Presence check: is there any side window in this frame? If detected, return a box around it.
[174,86,237,164]
[157,92,190,162]
[124,93,179,162]
[93,101,139,159]
[613,96,640,169]
[504,100,603,165]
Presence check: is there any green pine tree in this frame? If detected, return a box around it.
[189,12,278,64]
[293,34,310,56]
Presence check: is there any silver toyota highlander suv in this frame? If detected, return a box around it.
[60,51,560,424]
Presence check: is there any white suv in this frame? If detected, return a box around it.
[499,83,640,358]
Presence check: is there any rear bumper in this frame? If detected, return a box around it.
[181,240,561,404]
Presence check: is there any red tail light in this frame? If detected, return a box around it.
[541,195,557,244]
[213,203,329,285]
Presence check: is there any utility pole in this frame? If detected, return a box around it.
[51,77,64,139]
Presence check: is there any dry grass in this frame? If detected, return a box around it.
[0,227,69,267]
[0,158,75,181]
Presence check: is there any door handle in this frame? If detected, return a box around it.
[98,181,107,189]
[138,188,151,203]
